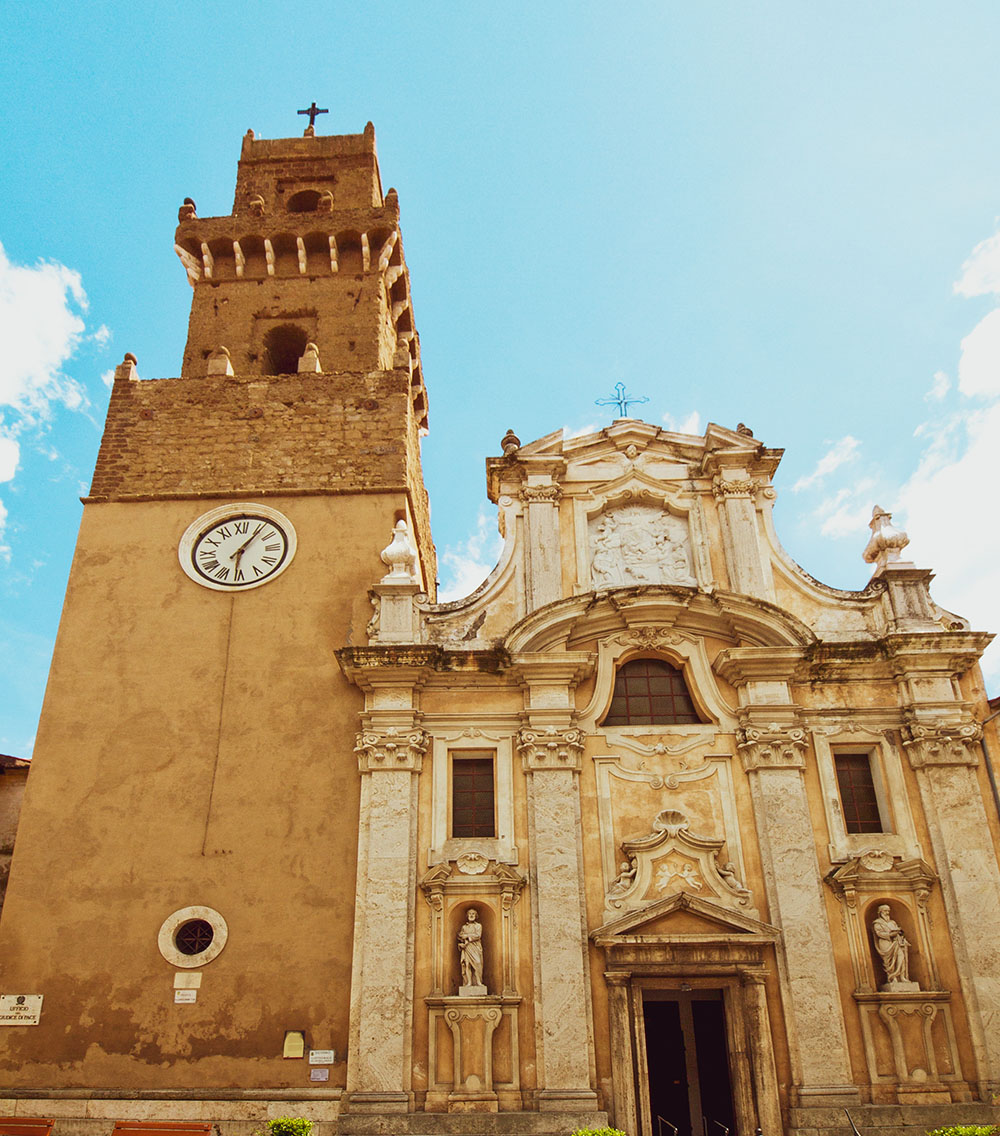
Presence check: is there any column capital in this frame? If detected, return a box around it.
[517,725,584,772]
[355,727,429,772]
[902,716,981,769]
[737,715,807,771]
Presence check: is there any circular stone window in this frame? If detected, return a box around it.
[158,906,228,968]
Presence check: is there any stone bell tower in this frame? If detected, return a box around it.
[0,121,435,1102]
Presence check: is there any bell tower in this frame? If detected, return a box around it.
[0,122,435,1096]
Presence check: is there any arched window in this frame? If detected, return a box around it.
[601,658,701,726]
[287,189,322,213]
[263,324,309,375]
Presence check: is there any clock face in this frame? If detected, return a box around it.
[178,505,297,591]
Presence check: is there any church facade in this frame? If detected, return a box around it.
[1,124,999,1136]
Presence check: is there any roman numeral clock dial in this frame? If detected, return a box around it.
[178,505,297,591]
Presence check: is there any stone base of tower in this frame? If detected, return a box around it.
[0,1098,609,1136]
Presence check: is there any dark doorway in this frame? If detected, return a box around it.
[643,991,735,1136]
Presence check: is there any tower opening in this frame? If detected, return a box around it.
[263,324,309,375]
[287,189,322,213]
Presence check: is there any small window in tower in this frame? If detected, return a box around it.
[175,918,215,956]
[601,658,702,727]
[451,751,496,838]
[263,324,309,375]
[834,752,888,833]
[287,189,322,213]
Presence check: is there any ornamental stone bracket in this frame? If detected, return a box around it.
[736,718,808,771]
[519,483,562,504]
[355,727,430,772]
[516,726,585,771]
[901,717,982,769]
[711,475,758,500]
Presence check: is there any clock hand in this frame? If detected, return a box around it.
[231,522,266,561]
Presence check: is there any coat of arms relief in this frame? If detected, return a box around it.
[589,504,696,588]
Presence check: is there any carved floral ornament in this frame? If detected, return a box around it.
[516,726,585,770]
[354,726,430,771]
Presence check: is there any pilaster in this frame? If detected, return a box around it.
[734,698,858,1104]
[520,481,563,611]
[902,717,1000,1095]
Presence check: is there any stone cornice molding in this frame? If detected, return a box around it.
[736,716,808,771]
[901,717,982,769]
[355,727,429,772]
[337,645,511,686]
[714,646,807,686]
[516,726,585,771]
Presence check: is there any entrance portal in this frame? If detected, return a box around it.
[643,990,735,1136]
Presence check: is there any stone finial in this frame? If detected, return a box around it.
[863,505,911,573]
[385,188,399,214]
[178,198,197,222]
[298,342,322,374]
[206,346,234,377]
[380,519,418,583]
[248,194,266,218]
[115,353,139,383]
[736,422,754,437]
[501,428,521,456]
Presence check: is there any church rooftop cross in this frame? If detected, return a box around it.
[595,382,650,418]
[297,102,329,129]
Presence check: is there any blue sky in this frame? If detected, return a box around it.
[4,3,1000,755]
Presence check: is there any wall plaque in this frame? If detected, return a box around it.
[174,989,197,1004]
[309,1068,329,1082]
[0,994,42,1025]
[309,1049,335,1064]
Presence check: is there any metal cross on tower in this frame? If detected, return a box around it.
[297,102,329,129]
[595,382,649,418]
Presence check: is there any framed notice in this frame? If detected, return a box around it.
[309,1068,329,1082]
[309,1049,335,1065]
[0,995,42,1025]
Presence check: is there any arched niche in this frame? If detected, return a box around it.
[287,189,322,213]
[863,896,929,991]
[263,324,309,375]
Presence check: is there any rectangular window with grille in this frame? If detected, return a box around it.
[834,752,886,833]
[451,751,496,838]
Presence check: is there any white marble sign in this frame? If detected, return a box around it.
[174,989,197,1003]
[0,994,42,1025]
[309,1068,330,1082]
[309,1049,336,1064]
[590,505,695,588]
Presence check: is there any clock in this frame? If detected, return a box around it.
[178,504,297,591]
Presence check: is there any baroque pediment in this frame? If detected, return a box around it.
[591,891,779,945]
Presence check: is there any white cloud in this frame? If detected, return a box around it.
[564,422,598,439]
[0,498,9,563]
[100,369,115,389]
[92,324,112,346]
[957,308,1000,398]
[926,370,950,401]
[954,229,1000,298]
[0,241,89,421]
[0,434,19,482]
[662,410,702,435]
[793,435,861,492]
[438,506,504,602]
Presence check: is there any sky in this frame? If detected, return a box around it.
[3,3,1000,756]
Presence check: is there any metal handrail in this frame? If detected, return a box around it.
[703,1118,729,1136]
[656,1116,678,1136]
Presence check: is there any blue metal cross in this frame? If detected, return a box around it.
[595,382,649,418]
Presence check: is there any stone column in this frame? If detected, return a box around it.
[742,971,783,1136]
[712,473,770,600]
[520,482,563,611]
[903,720,1000,1095]
[346,726,428,1111]
[738,717,859,1105]
[605,973,638,1135]
[517,722,600,1111]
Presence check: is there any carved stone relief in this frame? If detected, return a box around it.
[589,504,695,588]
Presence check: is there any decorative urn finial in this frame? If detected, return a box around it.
[501,428,521,457]
[863,505,910,573]
[380,519,418,582]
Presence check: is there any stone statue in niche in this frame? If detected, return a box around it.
[590,505,695,589]
[458,907,486,996]
[606,858,638,906]
[871,903,919,991]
